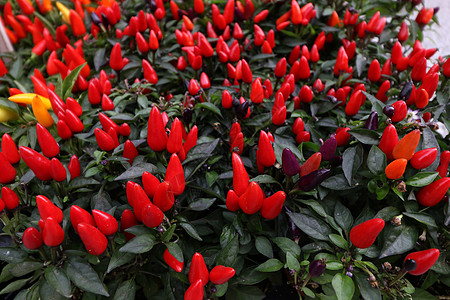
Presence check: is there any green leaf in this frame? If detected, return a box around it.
[197,102,223,117]
[250,175,280,185]
[286,252,300,272]
[161,224,177,242]
[0,248,27,263]
[214,282,228,297]
[255,236,273,258]
[113,279,136,300]
[348,128,380,145]
[188,198,216,211]
[403,212,437,228]
[119,234,156,254]
[329,234,349,250]
[299,200,327,217]
[66,257,109,297]
[412,288,438,300]
[332,273,355,300]
[342,145,363,185]
[180,222,203,241]
[374,206,401,221]
[287,212,332,241]
[62,63,86,100]
[107,252,135,274]
[254,258,284,272]
[379,225,418,259]
[39,279,67,300]
[321,174,357,190]
[334,201,353,235]
[166,242,184,262]
[421,127,440,171]
[272,237,301,257]
[405,172,439,187]
[9,261,43,277]
[216,235,239,267]
[114,163,156,181]
[45,266,72,298]
[367,146,387,175]
[354,271,381,300]
[0,277,30,294]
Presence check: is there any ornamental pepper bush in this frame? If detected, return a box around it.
[0,0,449,299]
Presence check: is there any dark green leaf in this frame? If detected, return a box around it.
[272,237,301,257]
[166,242,184,262]
[348,129,380,145]
[354,271,381,300]
[287,212,332,241]
[161,224,177,242]
[114,163,156,181]
[216,235,239,266]
[0,248,27,263]
[250,175,280,185]
[180,222,203,241]
[188,198,216,211]
[329,234,349,250]
[342,145,363,185]
[107,252,135,274]
[334,201,353,235]
[226,286,265,300]
[421,127,440,171]
[254,258,284,272]
[45,266,71,298]
[332,273,355,300]
[286,252,300,272]
[39,279,67,300]
[119,234,155,254]
[321,174,356,190]
[113,279,136,300]
[255,236,273,258]
[0,277,30,294]
[9,261,43,277]
[404,212,437,228]
[367,146,387,175]
[62,63,86,100]
[66,257,109,296]
[197,102,222,117]
[379,225,418,259]
[405,172,439,187]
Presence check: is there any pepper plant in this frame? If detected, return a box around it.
[0,0,449,299]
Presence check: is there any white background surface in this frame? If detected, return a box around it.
[422,0,450,56]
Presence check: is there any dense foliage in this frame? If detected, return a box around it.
[0,0,449,299]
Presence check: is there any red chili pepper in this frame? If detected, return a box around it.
[36,195,63,223]
[134,32,149,54]
[64,109,84,133]
[299,85,313,103]
[368,59,381,82]
[69,9,86,38]
[147,107,168,152]
[142,202,164,228]
[119,123,131,136]
[410,148,437,169]
[296,131,310,144]
[184,279,203,300]
[164,248,183,272]
[226,189,240,211]
[101,94,114,111]
[378,124,398,161]
[66,97,82,117]
[19,146,51,181]
[189,253,209,285]
[239,181,264,214]
[141,172,159,199]
[405,249,439,275]
[297,56,310,80]
[350,218,385,249]
[70,205,96,233]
[153,181,175,212]
[50,158,67,182]
[42,217,64,247]
[36,123,59,158]
[232,152,249,196]
[334,47,349,76]
[261,191,286,220]
[436,151,450,178]
[123,140,138,164]
[416,177,450,207]
[258,131,276,167]
[411,56,427,82]
[120,209,139,241]
[110,43,124,71]
[300,152,322,177]
[210,265,236,285]
[167,118,183,154]
[95,128,115,151]
[398,21,409,42]
[345,90,363,116]
[142,59,158,84]
[77,223,108,255]
[92,209,119,236]
[17,0,35,15]
[23,227,43,250]
[88,80,102,105]
[98,112,119,134]
[335,127,351,146]
[1,187,20,210]
[1,133,20,164]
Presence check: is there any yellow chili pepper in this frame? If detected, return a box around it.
[0,106,19,123]
[32,96,54,127]
[8,93,52,110]
[56,1,70,23]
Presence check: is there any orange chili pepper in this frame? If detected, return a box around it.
[385,158,407,179]
[392,129,421,160]
[300,152,322,177]
[32,96,54,127]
